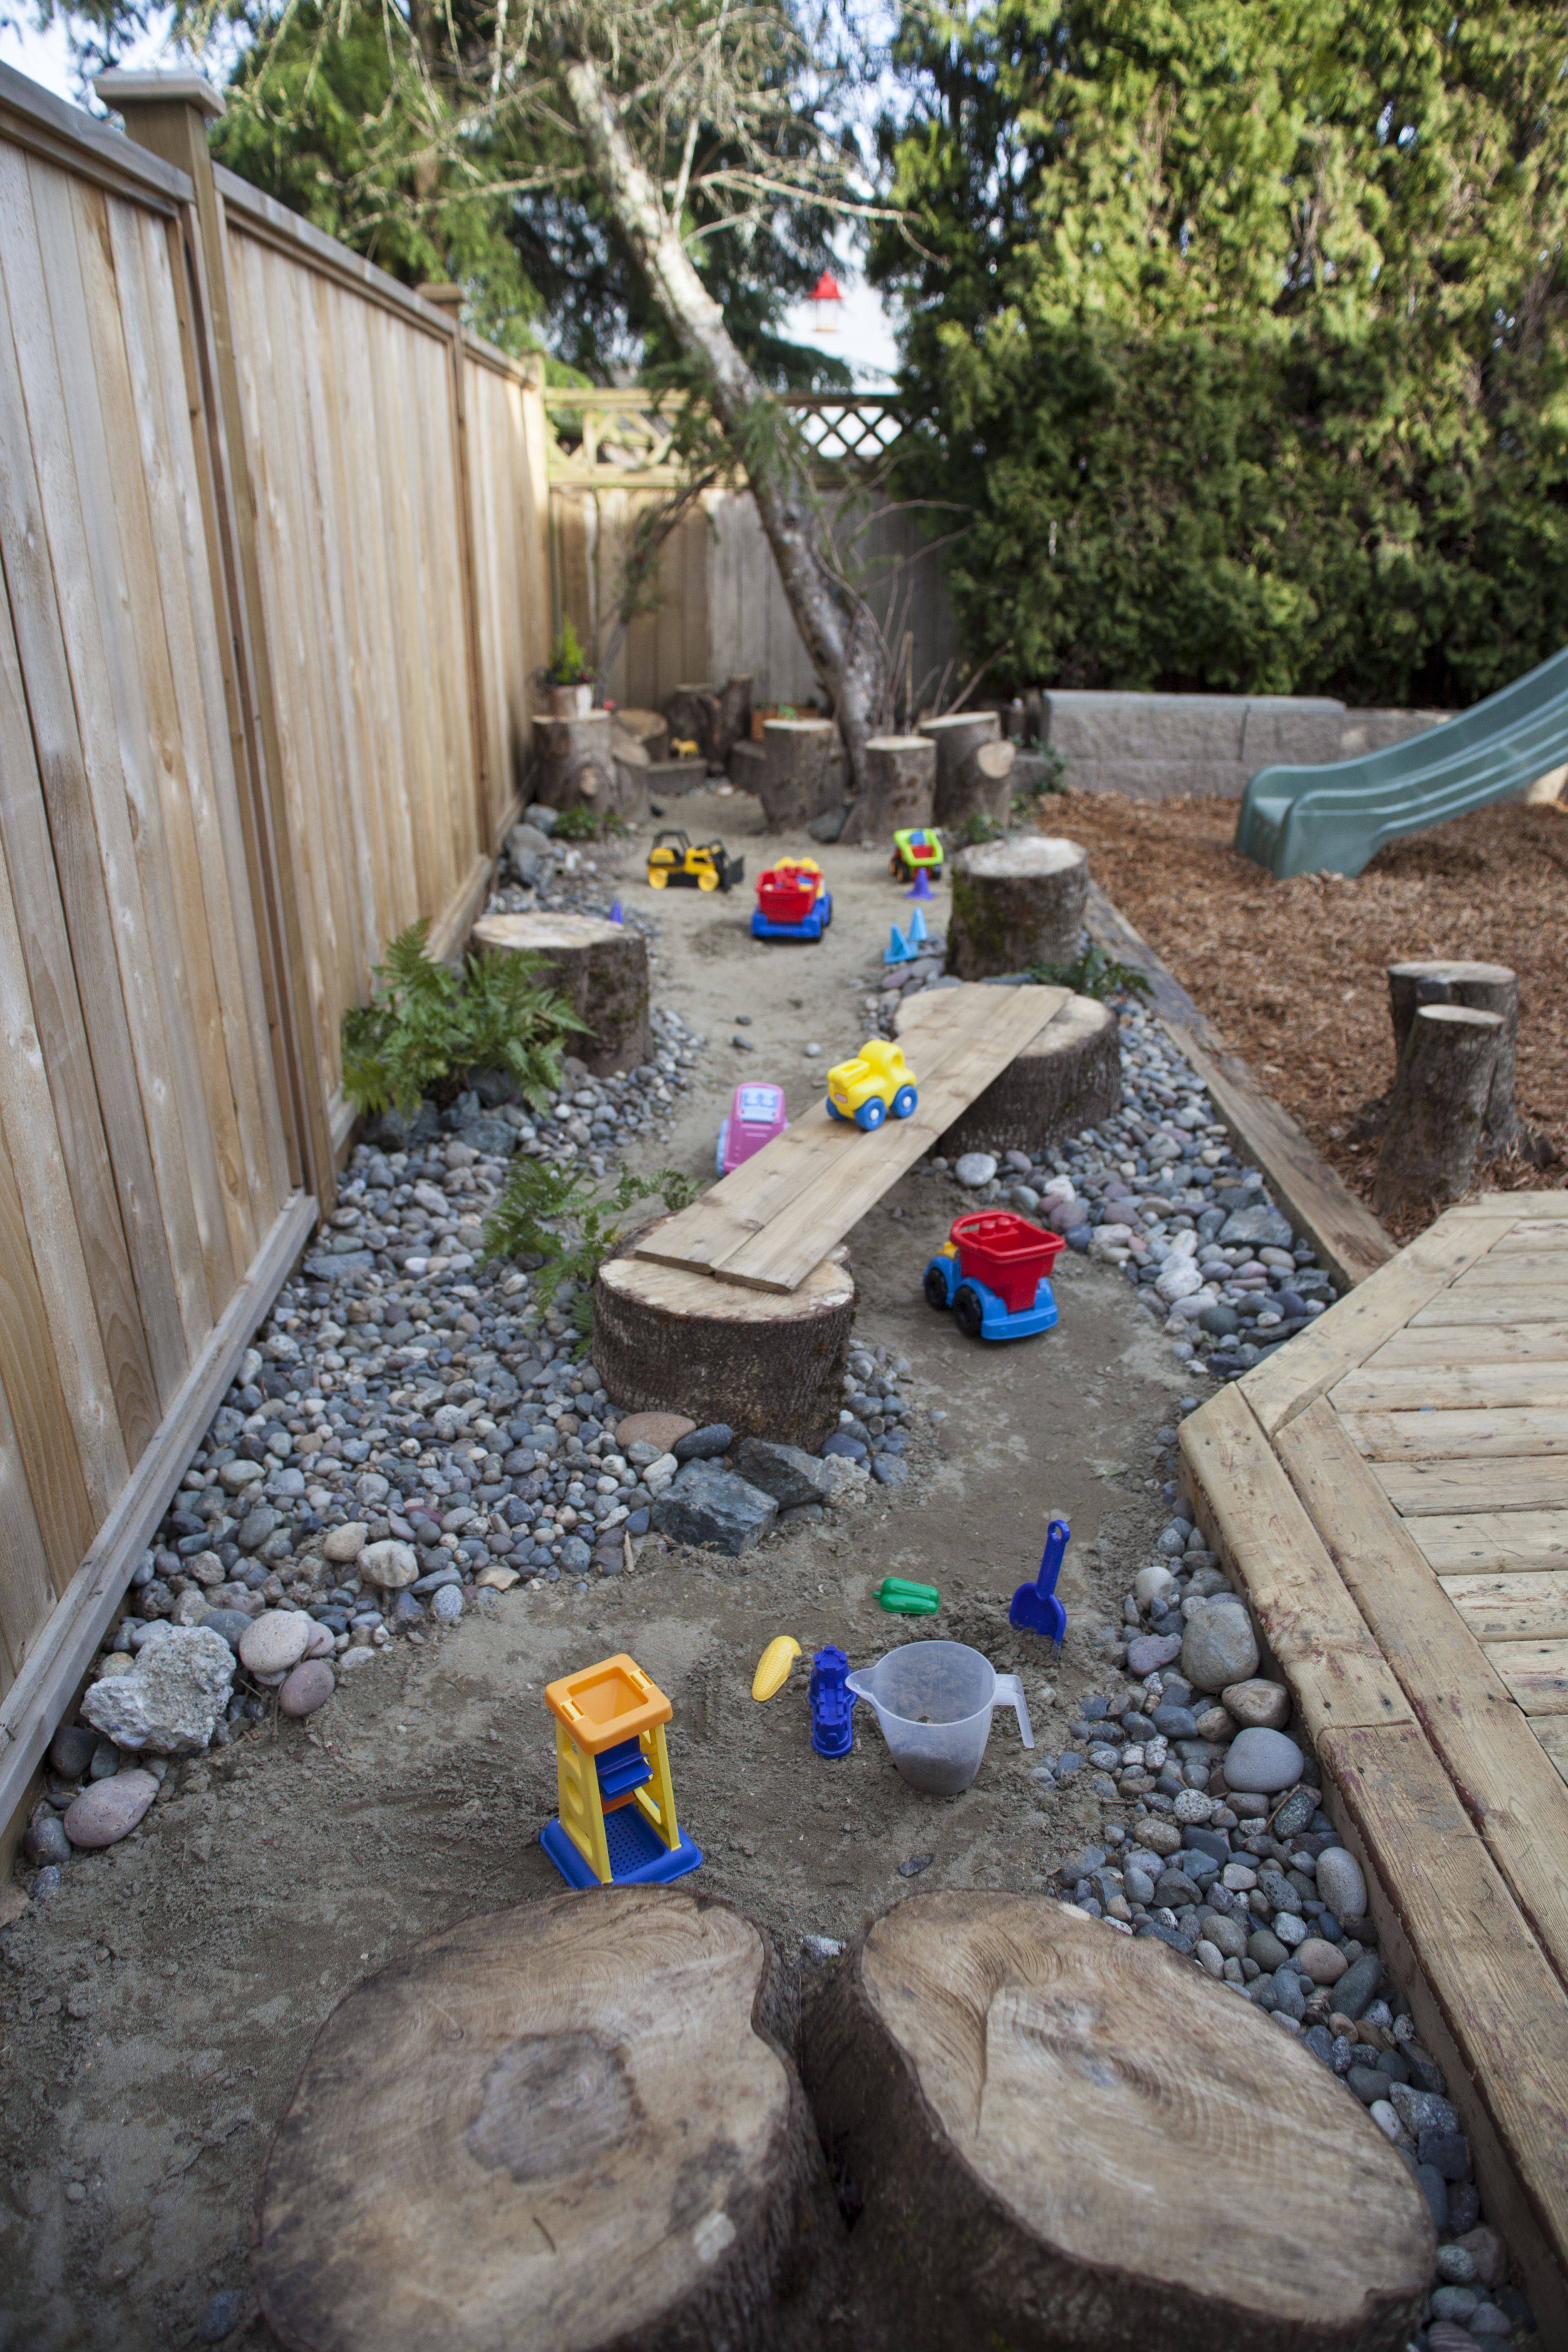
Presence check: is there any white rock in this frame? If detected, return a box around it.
[238,1609,314,1676]
[1315,1846,1368,1921]
[80,1627,234,1754]
[338,1644,379,1672]
[357,1540,418,1591]
[1171,1790,1215,1825]
[1166,1228,1199,1259]
[1368,2100,1402,2145]
[324,1521,369,1564]
[1133,1564,1176,1609]
[219,1460,265,1493]
[301,1622,337,1661]
[1155,1259,1203,1304]
[1088,1223,1133,1260]
[954,1153,997,1187]
[642,1454,680,1495]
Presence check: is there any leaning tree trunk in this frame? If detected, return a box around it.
[948,836,1090,979]
[1375,1002,1505,1216]
[1386,958,1524,1155]
[472,913,651,1077]
[801,1890,1433,2352]
[255,1891,844,2352]
[562,59,882,794]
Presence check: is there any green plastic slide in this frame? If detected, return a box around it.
[1235,642,1568,879]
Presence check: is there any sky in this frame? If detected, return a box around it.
[0,10,178,103]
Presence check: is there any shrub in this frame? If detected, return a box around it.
[483,1161,702,1349]
[1024,943,1153,1003]
[341,918,589,1117]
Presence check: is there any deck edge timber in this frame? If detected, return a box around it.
[1083,878,1396,1292]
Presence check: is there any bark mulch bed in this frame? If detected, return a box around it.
[1050,789,1568,1235]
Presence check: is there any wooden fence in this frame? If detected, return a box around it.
[0,62,550,1849]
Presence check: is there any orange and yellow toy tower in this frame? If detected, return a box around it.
[541,1653,704,1889]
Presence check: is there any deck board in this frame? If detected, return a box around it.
[1181,1195,1568,2333]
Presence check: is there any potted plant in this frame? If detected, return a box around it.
[542,619,596,717]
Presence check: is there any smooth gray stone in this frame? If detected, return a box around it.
[1332,1950,1384,2020]
[1222,1726,1305,1794]
[48,1725,95,1780]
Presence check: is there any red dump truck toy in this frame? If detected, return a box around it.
[923,1211,1064,1341]
[752,858,833,940]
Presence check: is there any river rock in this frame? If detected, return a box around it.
[1133,1564,1176,1610]
[1222,1676,1291,1730]
[49,1725,96,1780]
[1316,1846,1369,1921]
[62,1769,158,1849]
[1295,1937,1348,1986]
[1222,1726,1305,1793]
[279,1659,336,1718]
[650,1463,777,1555]
[238,1610,314,1676]
[1126,1632,1183,1676]
[357,1540,419,1591]
[612,1411,696,1452]
[323,1522,368,1564]
[1181,1600,1259,1692]
[80,1626,234,1754]
[954,1153,997,1187]
[672,1423,733,1462]
[1217,1204,1294,1250]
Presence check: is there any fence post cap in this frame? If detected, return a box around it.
[95,69,227,119]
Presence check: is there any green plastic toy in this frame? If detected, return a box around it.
[875,1576,940,1616]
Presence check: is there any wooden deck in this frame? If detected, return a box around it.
[1181,1193,1568,2340]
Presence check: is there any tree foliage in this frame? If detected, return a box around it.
[874,0,1568,706]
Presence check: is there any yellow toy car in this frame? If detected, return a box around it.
[646,830,743,892]
[825,1039,919,1132]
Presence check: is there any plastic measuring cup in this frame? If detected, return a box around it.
[846,1640,1033,1795]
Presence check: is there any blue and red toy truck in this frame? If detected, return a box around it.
[752,858,833,940]
[923,1211,1064,1341]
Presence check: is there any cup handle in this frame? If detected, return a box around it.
[992,1673,1033,1749]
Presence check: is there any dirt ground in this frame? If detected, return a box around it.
[0,788,1190,2351]
[1052,789,1568,1232]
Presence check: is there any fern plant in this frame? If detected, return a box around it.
[1023,942,1153,1003]
[483,1160,703,1351]
[342,919,591,1118]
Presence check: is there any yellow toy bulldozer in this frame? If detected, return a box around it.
[646,830,744,892]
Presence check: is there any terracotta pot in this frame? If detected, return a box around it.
[549,682,595,718]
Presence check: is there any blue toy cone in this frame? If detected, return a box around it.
[907,903,929,944]
[904,867,935,900]
[609,899,624,923]
[884,923,915,965]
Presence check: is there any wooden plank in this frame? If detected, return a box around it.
[1480,1209,1568,1238]
[1441,1571,1568,1642]
[1359,1320,1568,1372]
[1278,1399,1568,1994]
[1316,1718,1568,2326]
[1241,1204,1507,1437]
[1178,1383,1413,1741]
[1487,1640,1568,1715]
[1412,1511,1568,1576]
[1375,1457,1568,1516]
[0,1345,58,1696]
[1082,878,1396,1293]
[1539,1720,1568,1788]
[1409,1285,1568,1328]
[1457,1251,1568,1287]
[1344,1406,1568,1461]
[1330,1362,1568,1412]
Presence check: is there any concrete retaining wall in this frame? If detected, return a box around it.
[1043,691,1448,801]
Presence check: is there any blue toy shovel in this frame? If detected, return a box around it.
[1009,1518,1070,1645]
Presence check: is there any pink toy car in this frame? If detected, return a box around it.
[717,1081,789,1175]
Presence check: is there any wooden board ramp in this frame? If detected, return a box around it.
[634,982,1070,1292]
[1180,1193,1568,2343]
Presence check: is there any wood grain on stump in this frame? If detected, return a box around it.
[531,713,622,814]
[1375,1001,1505,1215]
[921,710,1001,827]
[255,1891,841,2352]
[663,681,719,760]
[897,987,1119,1156]
[758,718,844,830]
[1386,959,1524,1155]
[595,1221,853,1447]
[957,736,1016,827]
[840,735,936,846]
[472,913,651,1078]
[803,1891,1433,2352]
[948,835,1090,980]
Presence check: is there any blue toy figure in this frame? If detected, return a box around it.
[810,1646,857,1758]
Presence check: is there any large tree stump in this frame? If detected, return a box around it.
[609,730,652,823]
[595,1223,853,1447]
[1387,958,1524,1155]
[531,712,619,813]
[472,913,651,1078]
[711,675,754,766]
[897,987,1120,1156]
[802,1891,1433,2352]
[255,1892,843,2352]
[758,719,844,830]
[614,707,671,763]
[663,681,719,761]
[1375,1001,1505,1215]
[921,710,1001,825]
[957,737,1017,827]
[947,835,1090,980]
[841,735,937,846]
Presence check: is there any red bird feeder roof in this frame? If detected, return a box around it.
[810,271,843,303]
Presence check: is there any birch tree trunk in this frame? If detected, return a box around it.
[562,58,882,794]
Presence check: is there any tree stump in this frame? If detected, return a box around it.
[711,675,754,766]
[1375,1002,1505,1215]
[255,1892,843,2352]
[613,707,671,763]
[471,913,651,1078]
[802,1891,1433,2352]
[531,712,619,813]
[897,988,1120,1157]
[663,681,719,761]
[921,710,1001,825]
[1386,959,1524,1155]
[840,735,937,846]
[758,719,844,831]
[947,836,1090,980]
[957,737,1016,827]
[594,1222,854,1447]
[609,730,652,823]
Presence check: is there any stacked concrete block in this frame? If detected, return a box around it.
[1040,691,1448,801]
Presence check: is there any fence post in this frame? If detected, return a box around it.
[95,70,337,1214]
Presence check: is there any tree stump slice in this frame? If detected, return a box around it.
[897,988,1119,1156]
[255,1891,841,2352]
[531,713,619,813]
[595,1222,854,1447]
[947,835,1090,980]
[472,913,651,1078]
[921,710,1001,826]
[1386,958,1522,1154]
[759,719,844,831]
[803,1891,1433,2352]
[840,735,936,846]
[1374,1001,1505,1215]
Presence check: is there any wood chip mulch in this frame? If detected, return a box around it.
[1050,790,1568,1238]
